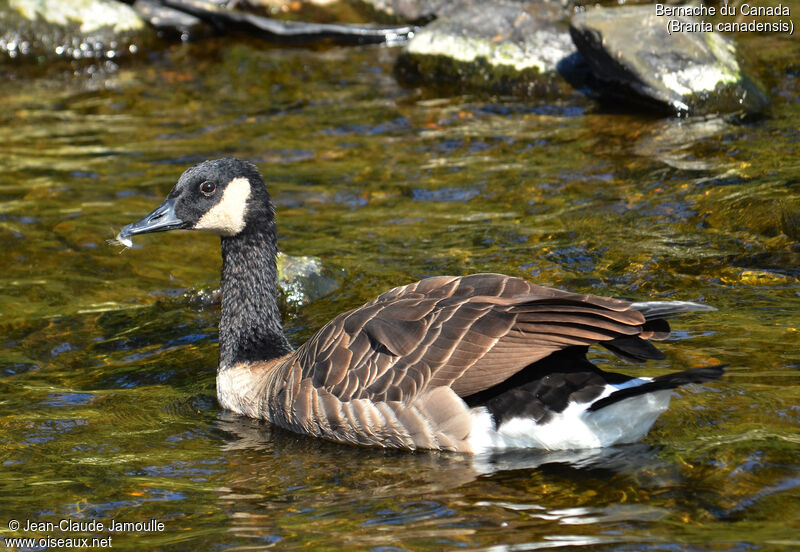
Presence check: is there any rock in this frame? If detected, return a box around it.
[276,253,340,311]
[569,5,767,116]
[348,0,449,23]
[240,0,352,10]
[158,0,414,46]
[632,117,732,171]
[0,0,148,62]
[184,253,340,312]
[396,2,582,96]
[132,0,212,41]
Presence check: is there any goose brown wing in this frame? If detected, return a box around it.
[293,274,657,403]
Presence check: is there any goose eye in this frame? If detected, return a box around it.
[200,181,216,196]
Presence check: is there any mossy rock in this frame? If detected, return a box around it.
[0,0,149,63]
[396,2,580,96]
[569,5,767,115]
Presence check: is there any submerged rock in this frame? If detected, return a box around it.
[276,253,340,311]
[632,117,733,171]
[0,0,148,62]
[185,253,340,312]
[569,5,767,115]
[396,2,581,96]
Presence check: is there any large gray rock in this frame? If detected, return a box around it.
[0,0,148,62]
[349,0,450,23]
[570,5,767,115]
[396,2,581,96]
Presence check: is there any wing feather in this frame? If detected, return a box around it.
[293,274,682,403]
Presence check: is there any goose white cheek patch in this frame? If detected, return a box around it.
[194,177,252,236]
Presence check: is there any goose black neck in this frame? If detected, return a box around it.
[219,219,293,369]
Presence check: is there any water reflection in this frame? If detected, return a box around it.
[471,443,671,477]
[214,413,708,550]
[216,411,479,492]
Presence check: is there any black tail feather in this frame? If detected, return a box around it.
[603,336,666,363]
[587,365,726,412]
[600,301,714,363]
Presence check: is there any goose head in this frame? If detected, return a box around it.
[119,158,273,241]
[118,158,292,366]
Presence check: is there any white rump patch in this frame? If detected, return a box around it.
[467,378,673,454]
[194,177,251,236]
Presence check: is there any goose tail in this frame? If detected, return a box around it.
[587,364,726,412]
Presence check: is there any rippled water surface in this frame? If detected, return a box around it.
[1,26,799,551]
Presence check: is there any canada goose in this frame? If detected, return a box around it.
[118,158,724,453]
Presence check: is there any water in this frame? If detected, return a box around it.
[1,27,799,551]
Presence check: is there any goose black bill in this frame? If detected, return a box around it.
[119,197,187,239]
